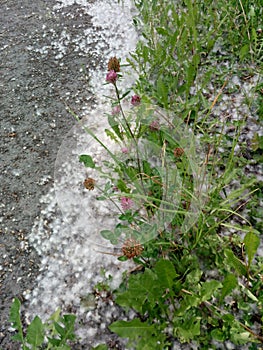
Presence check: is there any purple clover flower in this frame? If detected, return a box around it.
[121,147,129,154]
[120,197,133,211]
[106,70,118,84]
[131,95,141,106]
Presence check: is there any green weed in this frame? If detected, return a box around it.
[9,298,76,350]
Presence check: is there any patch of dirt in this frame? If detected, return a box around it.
[0,1,101,348]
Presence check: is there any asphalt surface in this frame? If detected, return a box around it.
[0,1,101,348]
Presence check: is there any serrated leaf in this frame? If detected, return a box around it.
[220,273,238,302]
[115,269,158,312]
[54,314,76,345]
[26,316,44,347]
[222,313,235,323]
[79,154,95,168]
[109,318,155,338]
[176,294,200,316]
[211,329,225,341]
[243,231,260,266]
[9,298,24,343]
[61,314,76,341]
[200,280,222,301]
[231,331,251,345]
[224,249,247,277]
[154,259,178,289]
[11,334,24,342]
[55,322,66,337]
[175,316,201,342]
[48,337,61,346]
[105,129,118,142]
[186,268,202,284]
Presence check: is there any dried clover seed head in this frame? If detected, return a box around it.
[173,147,184,157]
[84,178,96,190]
[107,56,120,72]
[122,238,144,259]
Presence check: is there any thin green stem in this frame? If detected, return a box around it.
[113,83,147,195]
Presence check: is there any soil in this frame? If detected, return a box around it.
[0,1,100,348]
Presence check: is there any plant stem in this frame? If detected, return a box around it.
[113,83,146,195]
